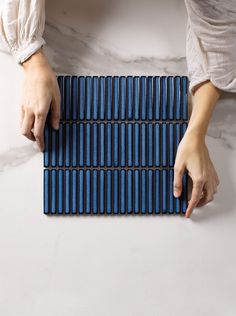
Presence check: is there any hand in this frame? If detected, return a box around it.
[20,47,61,152]
[173,130,220,218]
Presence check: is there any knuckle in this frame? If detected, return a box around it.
[34,132,42,139]
[23,104,32,112]
[174,166,182,174]
[206,196,213,203]
[189,199,198,207]
[194,176,205,185]
[35,109,45,118]
[192,198,199,204]
[53,113,60,120]
[174,183,181,189]
[21,129,28,136]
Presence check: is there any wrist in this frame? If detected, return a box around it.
[184,125,206,142]
[186,108,211,142]
[22,47,49,70]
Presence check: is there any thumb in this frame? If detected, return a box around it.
[50,96,60,130]
[173,164,185,197]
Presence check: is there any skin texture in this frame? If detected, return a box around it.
[20,47,221,218]
[173,80,221,218]
[20,47,61,151]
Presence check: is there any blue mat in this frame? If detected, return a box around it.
[43,75,189,215]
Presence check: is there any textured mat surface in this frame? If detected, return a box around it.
[43,75,189,215]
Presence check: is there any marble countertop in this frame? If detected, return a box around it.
[0,0,236,315]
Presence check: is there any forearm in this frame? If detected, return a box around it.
[186,80,222,140]
[174,79,221,216]
[0,0,46,64]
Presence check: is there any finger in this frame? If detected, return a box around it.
[211,167,219,187]
[185,177,205,218]
[50,95,60,130]
[196,182,214,208]
[212,178,218,194]
[196,186,207,208]
[187,175,192,201]
[215,172,220,186]
[34,112,47,152]
[21,111,36,141]
[211,167,220,188]
[208,158,220,186]
[20,105,24,129]
[173,164,185,197]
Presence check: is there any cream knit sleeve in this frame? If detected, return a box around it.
[185,0,236,95]
[0,0,46,64]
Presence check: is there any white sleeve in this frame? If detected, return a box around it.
[185,0,236,95]
[0,0,46,64]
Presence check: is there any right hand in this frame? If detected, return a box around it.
[20,47,61,152]
[173,130,220,218]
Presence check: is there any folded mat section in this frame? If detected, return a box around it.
[43,75,189,215]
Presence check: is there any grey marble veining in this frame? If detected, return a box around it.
[0,144,38,173]
[44,19,187,76]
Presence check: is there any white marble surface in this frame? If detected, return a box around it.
[0,0,236,315]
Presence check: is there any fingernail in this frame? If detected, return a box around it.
[174,190,179,197]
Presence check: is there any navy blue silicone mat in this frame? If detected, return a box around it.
[43,75,189,215]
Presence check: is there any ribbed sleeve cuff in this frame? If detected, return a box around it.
[12,37,46,64]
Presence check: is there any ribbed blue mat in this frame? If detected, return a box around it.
[43,75,189,215]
